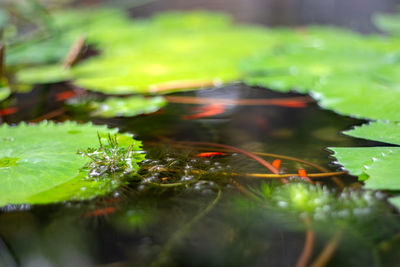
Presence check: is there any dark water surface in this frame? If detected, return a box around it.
[1,84,400,267]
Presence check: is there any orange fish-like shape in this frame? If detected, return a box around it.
[196,152,227,157]
[0,107,18,116]
[83,206,115,217]
[182,104,226,120]
[55,90,77,101]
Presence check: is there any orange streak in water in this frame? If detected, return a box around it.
[83,206,115,217]
[196,152,227,157]
[182,104,226,120]
[0,107,18,116]
[55,91,76,101]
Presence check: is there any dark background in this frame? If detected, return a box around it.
[111,0,400,33]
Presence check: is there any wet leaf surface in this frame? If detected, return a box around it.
[0,121,144,206]
[331,121,400,207]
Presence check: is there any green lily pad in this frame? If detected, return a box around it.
[0,121,145,206]
[373,13,400,36]
[90,96,166,118]
[329,147,395,176]
[0,86,10,102]
[6,8,129,67]
[14,9,273,93]
[361,149,400,190]
[330,121,400,208]
[388,196,400,211]
[343,121,400,145]
[242,27,400,121]
[15,64,72,84]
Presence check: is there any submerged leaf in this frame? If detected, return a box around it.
[0,121,145,206]
[89,96,166,118]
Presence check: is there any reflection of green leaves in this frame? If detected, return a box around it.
[0,121,144,206]
[114,207,156,232]
[89,96,166,118]
[331,121,400,207]
[243,27,400,121]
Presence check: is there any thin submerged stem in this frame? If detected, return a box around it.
[310,231,342,267]
[148,181,187,187]
[142,164,345,179]
[176,141,289,184]
[231,179,262,202]
[156,142,345,188]
[151,189,222,267]
[29,107,66,123]
[296,217,315,267]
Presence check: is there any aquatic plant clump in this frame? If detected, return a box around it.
[269,182,386,222]
[137,148,234,192]
[78,134,145,183]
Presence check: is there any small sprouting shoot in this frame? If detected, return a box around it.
[78,133,143,182]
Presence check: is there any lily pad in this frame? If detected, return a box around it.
[0,86,10,102]
[242,27,400,121]
[330,121,400,208]
[343,121,400,145]
[373,13,400,36]
[329,147,395,176]
[14,9,273,94]
[0,121,145,206]
[89,96,167,118]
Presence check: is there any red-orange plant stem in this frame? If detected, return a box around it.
[310,231,342,267]
[296,218,315,267]
[166,143,344,189]
[253,151,344,189]
[241,171,346,179]
[30,108,66,123]
[177,141,288,184]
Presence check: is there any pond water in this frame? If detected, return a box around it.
[1,83,400,267]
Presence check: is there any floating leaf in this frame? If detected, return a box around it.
[15,64,71,84]
[331,121,400,208]
[373,13,400,36]
[89,96,166,118]
[388,196,400,211]
[0,121,145,206]
[0,86,10,102]
[14,9,273,94]
[343,121,400,145]
[329,147,394,176]
[361,149,400,190]
[242,27,400,121]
